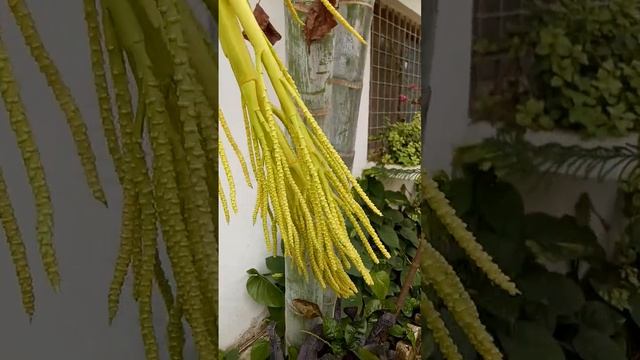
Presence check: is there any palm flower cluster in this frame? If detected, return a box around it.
[419,175,519,360]
[218,0,390,298]
[0,0,218,359]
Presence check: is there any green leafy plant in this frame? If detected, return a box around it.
[376,112,422,167]
[219,348,240,360]
[453,130,640,182]
[474,0,640,137]
[243,171,524,359]
[364,165,423,182]
[244,177,424,359]
[426,166,640,359]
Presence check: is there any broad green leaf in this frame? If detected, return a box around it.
[388,256,405,271]
[524,213,604,263]
[476,231,526,277]
[250,339,270,360]
[389,324,406,338]
[369,212,384,226]
[477,181,524,236]
[580,301,626,336]
[522,303,557,333]
[554,35,572,56]
[383,209,404,224]
[474,282,523,323]
[538,115,554,129]
[382,298,397,311]
[573,327,626,360]
[628,292,640,327]
[378,225,400,249]
[221,348,240,360]
[398,225,419,246]
[265,256,285,274]
[589,276,631,311]
[342,292,364,317]
[402,297,420,318]
[421,330,435,359]
[368,178,385,200]
[518,270,585,315]
[370,271,390,300]
[389,282,402,296]
[268,307,285,336]
[364,299,382,317]
[356,348,380,360]
[288,346,298,360]
[444,177,473,215]
[551,76,564,87]
[246,273,285,308]
[384,190,409,205]
[498,321,565,360]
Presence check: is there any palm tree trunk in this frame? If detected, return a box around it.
[283,0,374,348]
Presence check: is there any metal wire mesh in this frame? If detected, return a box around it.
[368,1,422,159]
[469,0,526,119]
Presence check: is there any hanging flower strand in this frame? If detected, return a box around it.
[219,0,387,297]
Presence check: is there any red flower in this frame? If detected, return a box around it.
[407,83,419,91]
[399,94,408,103]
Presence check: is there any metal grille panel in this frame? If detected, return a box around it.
[368,1,422,158]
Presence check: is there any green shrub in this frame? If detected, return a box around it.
[475,0,640,137]
[428,166,640,359]
[244,176,423,359]
[378,112,421,167]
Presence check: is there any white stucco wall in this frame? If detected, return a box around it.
[218,0,417,349]
[218,0,280,349]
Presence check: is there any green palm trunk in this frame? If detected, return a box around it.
[284,0,375,348]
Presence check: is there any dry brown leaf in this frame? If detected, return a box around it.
[304,0,338,46]
[291,298,323,319]
[243,3,282,45]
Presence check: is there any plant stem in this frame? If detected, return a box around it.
[395,236,426,316]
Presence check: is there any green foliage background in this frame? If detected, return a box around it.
[474,0,640,137]
[427,167,640,360]
[377,112,421,167]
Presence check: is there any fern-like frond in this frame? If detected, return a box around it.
[364,165,422,182]
[454,132,639,182]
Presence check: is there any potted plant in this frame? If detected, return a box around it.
[370,84,422,195]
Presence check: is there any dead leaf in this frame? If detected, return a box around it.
[243,3,282,45]
[291,299,323,319]
[304,0,338,46]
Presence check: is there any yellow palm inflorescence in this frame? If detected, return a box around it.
[219,0,390,298]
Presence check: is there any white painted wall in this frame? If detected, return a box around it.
[218,0,279,349]
[218,0,420,349]
[423,0,475,173]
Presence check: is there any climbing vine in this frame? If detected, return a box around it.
[474,0,640,137]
